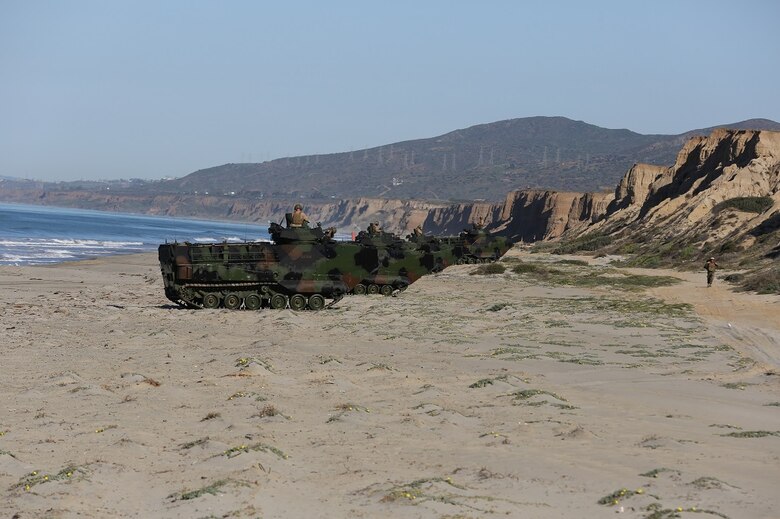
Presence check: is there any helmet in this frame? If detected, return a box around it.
[294,204,303,210]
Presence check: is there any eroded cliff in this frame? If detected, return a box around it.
[586,129,780,244]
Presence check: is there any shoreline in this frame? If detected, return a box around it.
[1,250,778,517]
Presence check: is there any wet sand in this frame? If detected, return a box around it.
[1,250,778,518]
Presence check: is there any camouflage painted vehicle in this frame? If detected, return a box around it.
[438,225,513,264]
[158,221,367,311]
[351,230,448,295]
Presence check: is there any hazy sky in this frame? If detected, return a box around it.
[2,1,779,181]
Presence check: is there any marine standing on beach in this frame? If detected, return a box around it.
[704,257,719,287]
[290,204,309,228]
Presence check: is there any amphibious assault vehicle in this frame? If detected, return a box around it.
[158,216,514,309]
[158,222,368,311]
[438,225,513,264]
[350,230,449,295]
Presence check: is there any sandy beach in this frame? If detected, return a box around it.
[1,249,778,518]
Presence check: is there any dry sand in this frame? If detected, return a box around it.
[1,249,778,518]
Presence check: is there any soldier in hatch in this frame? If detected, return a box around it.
[368,221,382,235]
[472,216,485,230]
[290,204,309,228]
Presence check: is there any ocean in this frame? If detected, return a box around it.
[0,202,272,266]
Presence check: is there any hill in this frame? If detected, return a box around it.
[155,117,780,201]
[520,129,780,293]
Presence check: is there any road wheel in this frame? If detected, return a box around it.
[380,285,393,296]
[367,284,380,295]
[244,294,262,310]
[270,293,287,310]
[202,292,221,309]
[308,294,326,311]
[289,294,307,311]
[353,284,367,295]
[223,293,241,310]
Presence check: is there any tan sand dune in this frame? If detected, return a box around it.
[1,251,778,518]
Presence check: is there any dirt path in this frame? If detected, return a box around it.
[622,266,780,369]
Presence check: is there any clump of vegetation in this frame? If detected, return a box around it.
[709,424,741,430]
[688,476,736,490]
[721,382,752,390]
[486,302,510,312]
[729,266,780,294]
[598,273,680,288]
[318,355,341,364]
[643,503,729,519]
[511,262,563,276]
[252,404,286,419]
[235,357,274,371]
[469,375,508,388]
[597,487,645,506]
[615,239,710,269]
[619,250,665,268]
[714,196,774,214]
[179,437,209,450]
[639,467,680,478]
[378,475,535,511]
[508,389,568,404]
[556,259,589,266]
[367,362,394,371]
[721,430,780,438]
[327,403,371,422]
[220,442,289,459]
[380,476,464,503]
[168,479,232,501]
[13,465,86,492]
[479,430,508,440]
[200,412,221,421]
[470,262,506,275]
[616,242,639,254]
[552,233,613,254]
[227,391,266,401]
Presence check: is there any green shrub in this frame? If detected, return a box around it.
[552,234,613,254]
[678,245,696,260]
[470,263,506,275]
[556,259,589,266]
[719,241,742,253]
[739,267,780,294]
[715,196,774,214]
[511,262,563,275]
[625,254,661,268]
[511,262,545,274]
